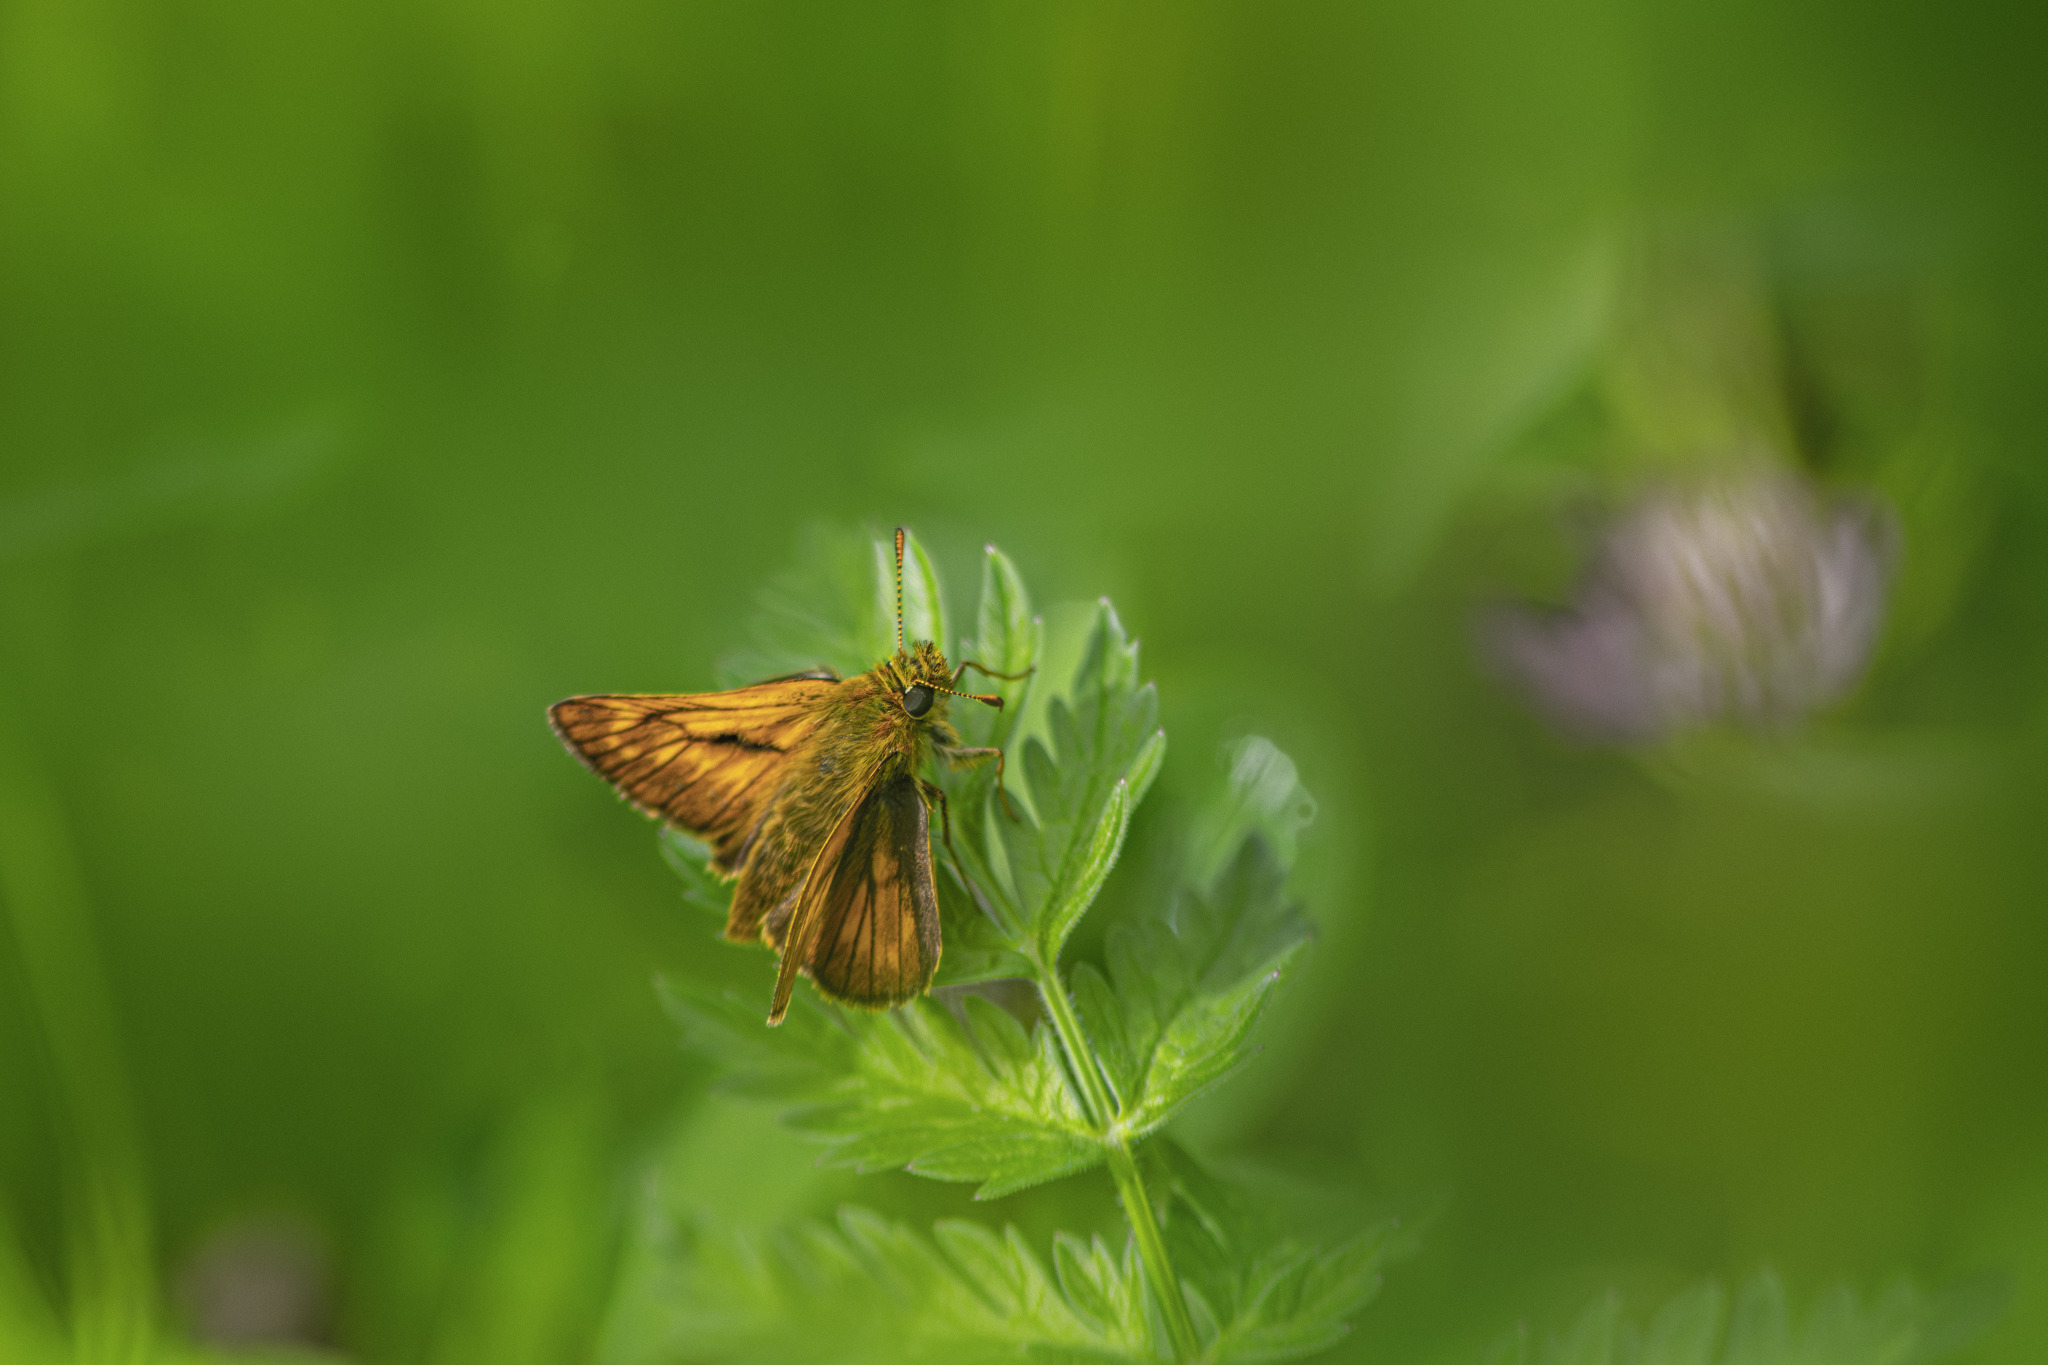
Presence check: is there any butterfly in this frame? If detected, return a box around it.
[549,530,1025,1024]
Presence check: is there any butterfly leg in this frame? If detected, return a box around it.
[953,660,1035,683]
[939,745,1020,821]
[916,778,955,856]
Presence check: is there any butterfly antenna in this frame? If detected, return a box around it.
[932,682,1003,711]
[893,526,906,653]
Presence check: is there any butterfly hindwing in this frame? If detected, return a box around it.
[548,679,837,872]
[768,772,940,1022]
[809,773,943,1007]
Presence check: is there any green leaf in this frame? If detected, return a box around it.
[1184,736,1319,888]
[657,977,853,1102]
[951,601,1163,956]
[941,543,1042,863]
[929,862,1033,988]
[1206,1230,1399,1363]
[716,525,889,686]
[878,527,947,657]
[1040,776,1134,960]
[787,996,1102,1199]
[948,544,1041,773]
[602,1204,1162,1365]
[928,1219,1152,1359]
[1051,1231,1149,1341]
[1488,1269,2003,1365]
[667,978,1101,1199]
[1152,1143,1402,1363]
[971,544,1037,681]
[1075,839,1311,1138]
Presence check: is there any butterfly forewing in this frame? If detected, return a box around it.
[547,679,836,871]
[768,773,940,1023]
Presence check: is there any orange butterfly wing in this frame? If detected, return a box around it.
[548,677,838,874]
[768,772,940,1023]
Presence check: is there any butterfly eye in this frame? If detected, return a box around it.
[901,684,934,718]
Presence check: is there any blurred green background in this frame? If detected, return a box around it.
[3,0,2048,1359]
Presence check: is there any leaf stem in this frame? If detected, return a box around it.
[1106,1142,1201,1364]
[1030,950,1116,1127]
[1030,950,1202,1363]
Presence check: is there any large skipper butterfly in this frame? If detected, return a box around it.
[550,530,1022,1024]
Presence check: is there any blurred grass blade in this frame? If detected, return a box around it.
[1642,1282,1722,1365]
[0,1205,61,1363]
[0,712,154,1364]
[408,1093,619,1365]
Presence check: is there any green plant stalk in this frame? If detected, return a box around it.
[1030,946,1202,1363]
[1104,1144,1199,1363]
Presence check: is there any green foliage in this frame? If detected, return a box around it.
[1072,839,1310,1139]
[716,527,952,687]
[391,1094,622,1365]
[606,1205,1156,1365]
[5,8,2045,1362]
[781,997,1093,1198]
[889,531,949,660]
[1154,1145,1406,1363]
[1183,738,1320,890]
[661,981,1101,1199]
[604,1167,1406,1365]
[657,828,734,918]
[971,544,1041,685]
[640,530,1363,1362]
[615,532,2012,1365]
[1487,1270,2002,1365]
[940,588,1166,972]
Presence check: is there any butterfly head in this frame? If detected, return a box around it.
[885,530,1004,721]
[879,639,1002,721]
